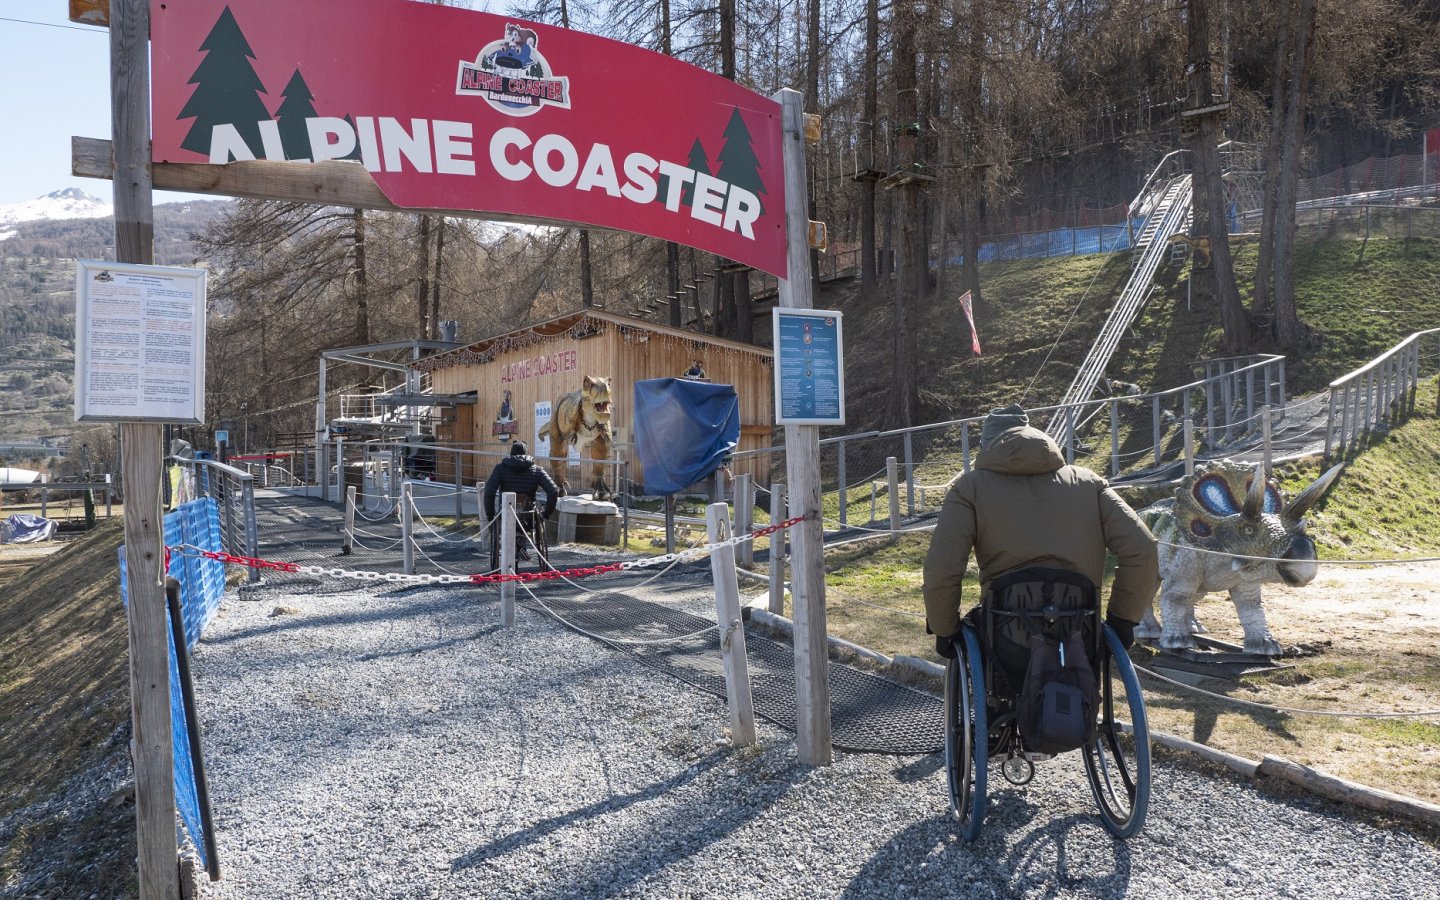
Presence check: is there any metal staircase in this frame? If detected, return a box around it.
[1047,154,1193,446]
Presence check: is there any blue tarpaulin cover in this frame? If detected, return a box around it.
[633,378,741,495]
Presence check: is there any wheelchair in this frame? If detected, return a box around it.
[943,567,1151,841]
[488,493,553,573]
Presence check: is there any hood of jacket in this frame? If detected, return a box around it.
[501,454,535,471]
[975,425,1065,476]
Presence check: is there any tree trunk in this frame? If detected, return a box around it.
[734,268,752,343]
[957,1,985,309]
[1253,0,1293,318]
[1272,0,1319,348]
[415,214,432,338]
[578,229,594,308]
[1187,0,1253,352]
[667,241,681,327]
[352,208,369,346]
[805,0,822,291]
[860,0,879,294]
[430,217,445,331]
[887,0,921,430]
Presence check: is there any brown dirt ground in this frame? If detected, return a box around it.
[1134,561,1440,805]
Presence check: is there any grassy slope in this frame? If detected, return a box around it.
[0,519,135,896]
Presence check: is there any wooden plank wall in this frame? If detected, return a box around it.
[429,320,775,491]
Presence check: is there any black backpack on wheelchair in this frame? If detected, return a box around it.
[974,567,1100,756]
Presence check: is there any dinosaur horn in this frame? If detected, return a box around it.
[1242,463,1266,520]
[1284,463,1345,523]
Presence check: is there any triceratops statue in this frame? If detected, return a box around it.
[1134,460,1343,656]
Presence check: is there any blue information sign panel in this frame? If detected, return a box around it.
[773,308,845,426]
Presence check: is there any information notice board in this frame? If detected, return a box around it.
[75,260,207,424]
[772,308,845,426]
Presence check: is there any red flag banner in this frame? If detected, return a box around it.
[149,0,788,277]
[958,291,981,356]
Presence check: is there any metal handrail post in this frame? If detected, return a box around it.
[836,440,848,528]
[241,477,259,583]
[1110,399,1120,476]
[903,431,915,516]
[1152,395,1163,466]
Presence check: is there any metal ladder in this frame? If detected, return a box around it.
[1047,171,1193,446]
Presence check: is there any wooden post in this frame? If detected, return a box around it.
[774,87,832,766]
[735,473,754,569]
[707,503,756,747]
[401,481,415,575]
[768,483,786,615]
[343,485,357,555]
[40,488,48,518]
[110,1,179,895]
[500,491,516,628]
[886,456,901,539]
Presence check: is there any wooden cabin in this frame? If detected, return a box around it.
[416,310,775,493]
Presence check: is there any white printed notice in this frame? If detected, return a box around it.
[75,260,207,423]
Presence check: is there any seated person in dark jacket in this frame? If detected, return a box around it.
[484,442,563,558]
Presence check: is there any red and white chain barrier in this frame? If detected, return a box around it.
[170,515,809,587]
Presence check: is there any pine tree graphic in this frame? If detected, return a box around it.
[715,107,767,215]
[681,138,711,206]
[655,138,710,208]
[274,69,316,161]
[178,6,272,159]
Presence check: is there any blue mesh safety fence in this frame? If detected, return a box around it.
[119,497,224,874]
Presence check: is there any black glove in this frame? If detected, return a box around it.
[1105,614,1138,651]
[935,634,958,659]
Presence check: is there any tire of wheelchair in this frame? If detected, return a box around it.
[944,624,988,842]
[1082,623,1152,839]
[488,513,552,574]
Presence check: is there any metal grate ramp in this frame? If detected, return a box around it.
[530,588,943,755]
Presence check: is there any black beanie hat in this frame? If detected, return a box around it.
[510,441,527,456]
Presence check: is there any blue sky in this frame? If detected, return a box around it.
[0,1,209,206]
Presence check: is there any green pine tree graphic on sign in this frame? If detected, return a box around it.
[681,138,711,206]
[178,6,272,159]
[715,107,766,215]
[274,69,316,161]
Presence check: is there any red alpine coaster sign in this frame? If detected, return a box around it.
[149,0,788,277]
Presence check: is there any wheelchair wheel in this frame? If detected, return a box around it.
[1083,624,1152,838]
[530,512,553,573]
[944,624,988,842]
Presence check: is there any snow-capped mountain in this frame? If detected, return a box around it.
[0,188,112,228]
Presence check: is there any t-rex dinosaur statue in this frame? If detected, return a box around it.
[543,374,614,499]
[1134,460,1343,656]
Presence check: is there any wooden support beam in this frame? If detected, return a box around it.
[72,136,617,232]
[112,1,179,896]
[773,88,832,767]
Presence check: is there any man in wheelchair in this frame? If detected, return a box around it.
[923,403,1158,667]
[483,442,563,563]
[921,404,1160,837]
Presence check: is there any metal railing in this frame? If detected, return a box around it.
[170,456,260,583]
[1325,328,1440,465]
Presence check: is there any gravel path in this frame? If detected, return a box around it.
[190,574,1440,899]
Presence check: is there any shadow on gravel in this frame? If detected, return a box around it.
[893,753,944,783]
[450,748,807,894]
[842,811,1132,898]
[356,623,502,660]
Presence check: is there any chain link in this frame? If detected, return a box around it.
[165,512,813,589]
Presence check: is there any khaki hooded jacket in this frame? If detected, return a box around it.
[922,425,1159,637]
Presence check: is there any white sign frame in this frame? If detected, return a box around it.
[773,307,846,426]
[74,260,207,424]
